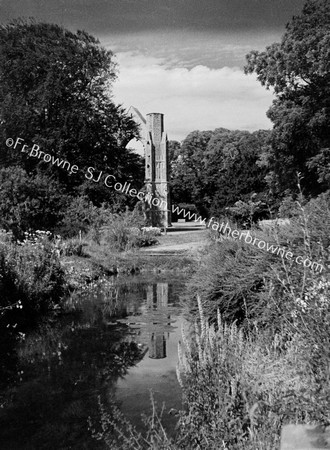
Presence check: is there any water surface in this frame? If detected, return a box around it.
[0,275,186,449]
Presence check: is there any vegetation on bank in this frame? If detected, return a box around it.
[2,188,328,449]
[90,189,329,450]
[0,232,67,336]
[187,188,329,323]
[0,207,195,340]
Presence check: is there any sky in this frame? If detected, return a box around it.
[0,0,307,141]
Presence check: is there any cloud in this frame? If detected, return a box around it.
[113,51,274,141]
[100,29,282,70]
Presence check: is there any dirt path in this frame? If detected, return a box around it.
[139,224,208,255]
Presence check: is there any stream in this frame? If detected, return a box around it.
[0,274,187,449]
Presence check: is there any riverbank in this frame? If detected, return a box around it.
[62,223,208,289]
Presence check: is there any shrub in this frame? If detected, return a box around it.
[225,197,269,228]
[185,236,271,325]
[61,238,86,257]
[103,209,156,252]
[188,189,329,329]
[0,229,13,244]
[278,194,302,219]
[141,226,162,236]
[57,196,97,238]
[0,239,67,332]
[0,167,67,239]
[134,227,160,247]
[178,190,330,447]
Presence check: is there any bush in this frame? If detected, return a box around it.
[0,167,67,239]
[103,209,157,252]
[0,239,67,333]
[60,238,86,257]
[0,229,13,244]
[57,196,98,238]
[135,227,160,247]
[185,236,270,325]
[225,196,269,228]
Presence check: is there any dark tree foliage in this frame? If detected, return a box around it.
[168,140,181,163]
[0,20,143,194]
[0,167,68,237]
[206,129,270,216]
[170,130,213,215]
[245,0,330,196]
[170,128,270,217]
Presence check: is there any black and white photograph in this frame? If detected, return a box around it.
[0,0,329,448]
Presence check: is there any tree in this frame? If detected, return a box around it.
[168,140,181,163]
[205,129,270,217]
[170,130,213,215]
[170,128,270,218]
[245,0,330,196]
[0,20,142,195]
[0,167,68,237]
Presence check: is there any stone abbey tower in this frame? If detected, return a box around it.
[128,107,171,227]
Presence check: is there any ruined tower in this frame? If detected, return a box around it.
[145,113,171,227]
[128,107,171,228]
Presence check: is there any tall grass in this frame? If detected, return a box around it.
[186,189,329,329]
[92,288,329,449]
[89,394,177,450]
[175,298,324,449]
[90,189,330,449]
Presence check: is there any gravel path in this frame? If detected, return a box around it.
[139,226,208,255]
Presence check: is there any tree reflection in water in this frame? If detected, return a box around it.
[0,277,184,449]
[0,291,144,449]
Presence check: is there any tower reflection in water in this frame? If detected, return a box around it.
[147,284,169,359]
[117,282,178,360]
